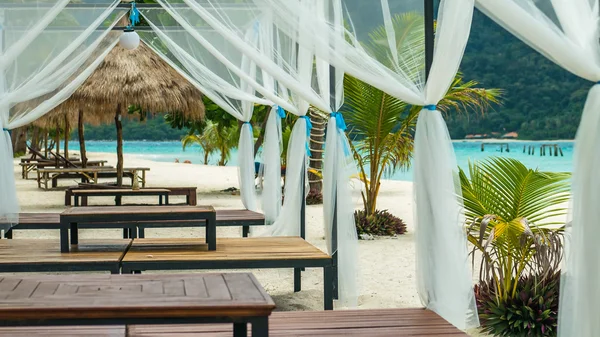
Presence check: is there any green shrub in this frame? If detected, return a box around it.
[305,188,323,205]
[476,272,560,337]
[354,209,406,236]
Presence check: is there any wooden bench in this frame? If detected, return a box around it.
[0,308,469,336]
[2,210,265,239]
[72,189,171,206]
[0,273,275,337]
[65,186,198,206]
[37,167,150,190]
[0,239,131,274]
[120,237,334,310]
[20,160,108,179]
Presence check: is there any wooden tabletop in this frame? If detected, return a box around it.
[38,167,150,173]
[0,273,275,321]
[71,189,171,195]
[62,205,215,217]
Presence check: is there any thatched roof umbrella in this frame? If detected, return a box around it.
[43,40,205,185]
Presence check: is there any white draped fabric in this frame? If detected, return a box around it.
[475,0,600,335]
[0,1,125,225]
[256,0,478,328]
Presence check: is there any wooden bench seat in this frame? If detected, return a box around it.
[72,189,171,206]
[128,309,468,336]
[0,239,131,273]
[66,186,198,206]
[0,309,468,336]
[120,237,334,310]
[2,210,265,239]
[37,167,149,190]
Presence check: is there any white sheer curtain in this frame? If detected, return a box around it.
[0,1,125,224]
[475,0,600,335]
[252,0,478,328]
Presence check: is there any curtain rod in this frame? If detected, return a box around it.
[0,3,247,9]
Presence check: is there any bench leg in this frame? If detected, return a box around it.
[165,195,169,205]
[70,223,78,245]
[333,252,339,300]
[74,196,79,207]
[110,267,120,275]
[251,317,268,337]
[242,226,250,238]
[123,229,130,239]
[60,228,70,253]
[294,268,302,292]
[138,226,145,238]
[5,230,12,239]
[324,265,334,310]
[159,195,163,206]
[233,322,247,337]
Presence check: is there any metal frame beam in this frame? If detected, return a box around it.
[424,0,435,80]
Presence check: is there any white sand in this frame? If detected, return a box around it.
[11,151,492,335]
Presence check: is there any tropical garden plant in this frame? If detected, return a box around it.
[342,12,501,236]
[459,157,570,336]
[182,120,238,166]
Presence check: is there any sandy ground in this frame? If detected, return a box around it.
[10,151,494,335]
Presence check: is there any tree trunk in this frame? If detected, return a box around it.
[30,127,41,151]
[253,106,271,157]
[10,127,27,155]
[44,130,48,158]
[64,114,69,159]
[115,104,124,187]
[78,109,87,168]
[54,123,60,156]
[308,108,326,192]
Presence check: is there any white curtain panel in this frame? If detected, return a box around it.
[475,0,600,335]
[0,1,124,224]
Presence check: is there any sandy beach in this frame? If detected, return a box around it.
[11,151,498,335]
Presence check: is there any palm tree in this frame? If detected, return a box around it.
[342,12,502,216]
[182,133,214,165]
[200,120,238,166]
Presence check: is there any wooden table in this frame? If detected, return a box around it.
[60,206,216,253]
[0,273,275,337]
[72,189,171,206]
[37,167,150,190]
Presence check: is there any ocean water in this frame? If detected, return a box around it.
[67,140,574,182]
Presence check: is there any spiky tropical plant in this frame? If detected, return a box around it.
[182,134,214,165]
[182,121,238,166]
[343,12,501,217]
[460,157,569,336]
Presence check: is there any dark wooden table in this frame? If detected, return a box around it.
[72,189,171,206]
[0,273,275,337]
[59,206,216,253]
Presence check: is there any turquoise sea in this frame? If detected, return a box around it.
[67,140,574,182]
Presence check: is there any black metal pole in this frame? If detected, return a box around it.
[329,65,339,300]
[424,0,435,80]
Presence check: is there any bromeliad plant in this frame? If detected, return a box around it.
[459,157,569,336]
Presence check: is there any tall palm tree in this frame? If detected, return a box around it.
[342,12,502,216]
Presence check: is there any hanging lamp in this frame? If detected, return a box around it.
[119,1,140,50]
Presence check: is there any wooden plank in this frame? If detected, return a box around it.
[0,273,275,321]
[123,237,330,263]
[72,189,170,196]
[0,239,131,265]
[127,309,468,336]
[0,325,126,337]
[62,205,215,217]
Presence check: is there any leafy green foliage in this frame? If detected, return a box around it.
[183,120,238,166]
[460,158,568,335]
[449,11,588,139]
[476,272,560,336]
[354,209,407,236]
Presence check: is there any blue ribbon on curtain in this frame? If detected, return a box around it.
[276,106,286,118]
[331,112,350,156]
[243,121,252,133]
[424,104,437,111]
[300,115,312,156]
[2,128,10,134]
[130,2,140,27]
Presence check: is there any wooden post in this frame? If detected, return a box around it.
[55,122,60,156]
[78,109,87,168]
[44,130,48,158]
[115,103,124,187]
[64,114,69,159]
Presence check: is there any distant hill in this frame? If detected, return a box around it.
[445,9,588,140]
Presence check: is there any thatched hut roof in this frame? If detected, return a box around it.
[33,39,205,129]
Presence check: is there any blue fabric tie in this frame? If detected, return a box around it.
[300,116,313,156]
[330,112,347,131]
[2,128,10,134]
[424,104,437,111]
[243,121,252,133]
[130,2,140,27]
[276,106,286,118]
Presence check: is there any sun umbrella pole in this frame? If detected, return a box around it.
[78,109,87,168]
[115,103,123,187]
[64,114,69,159]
